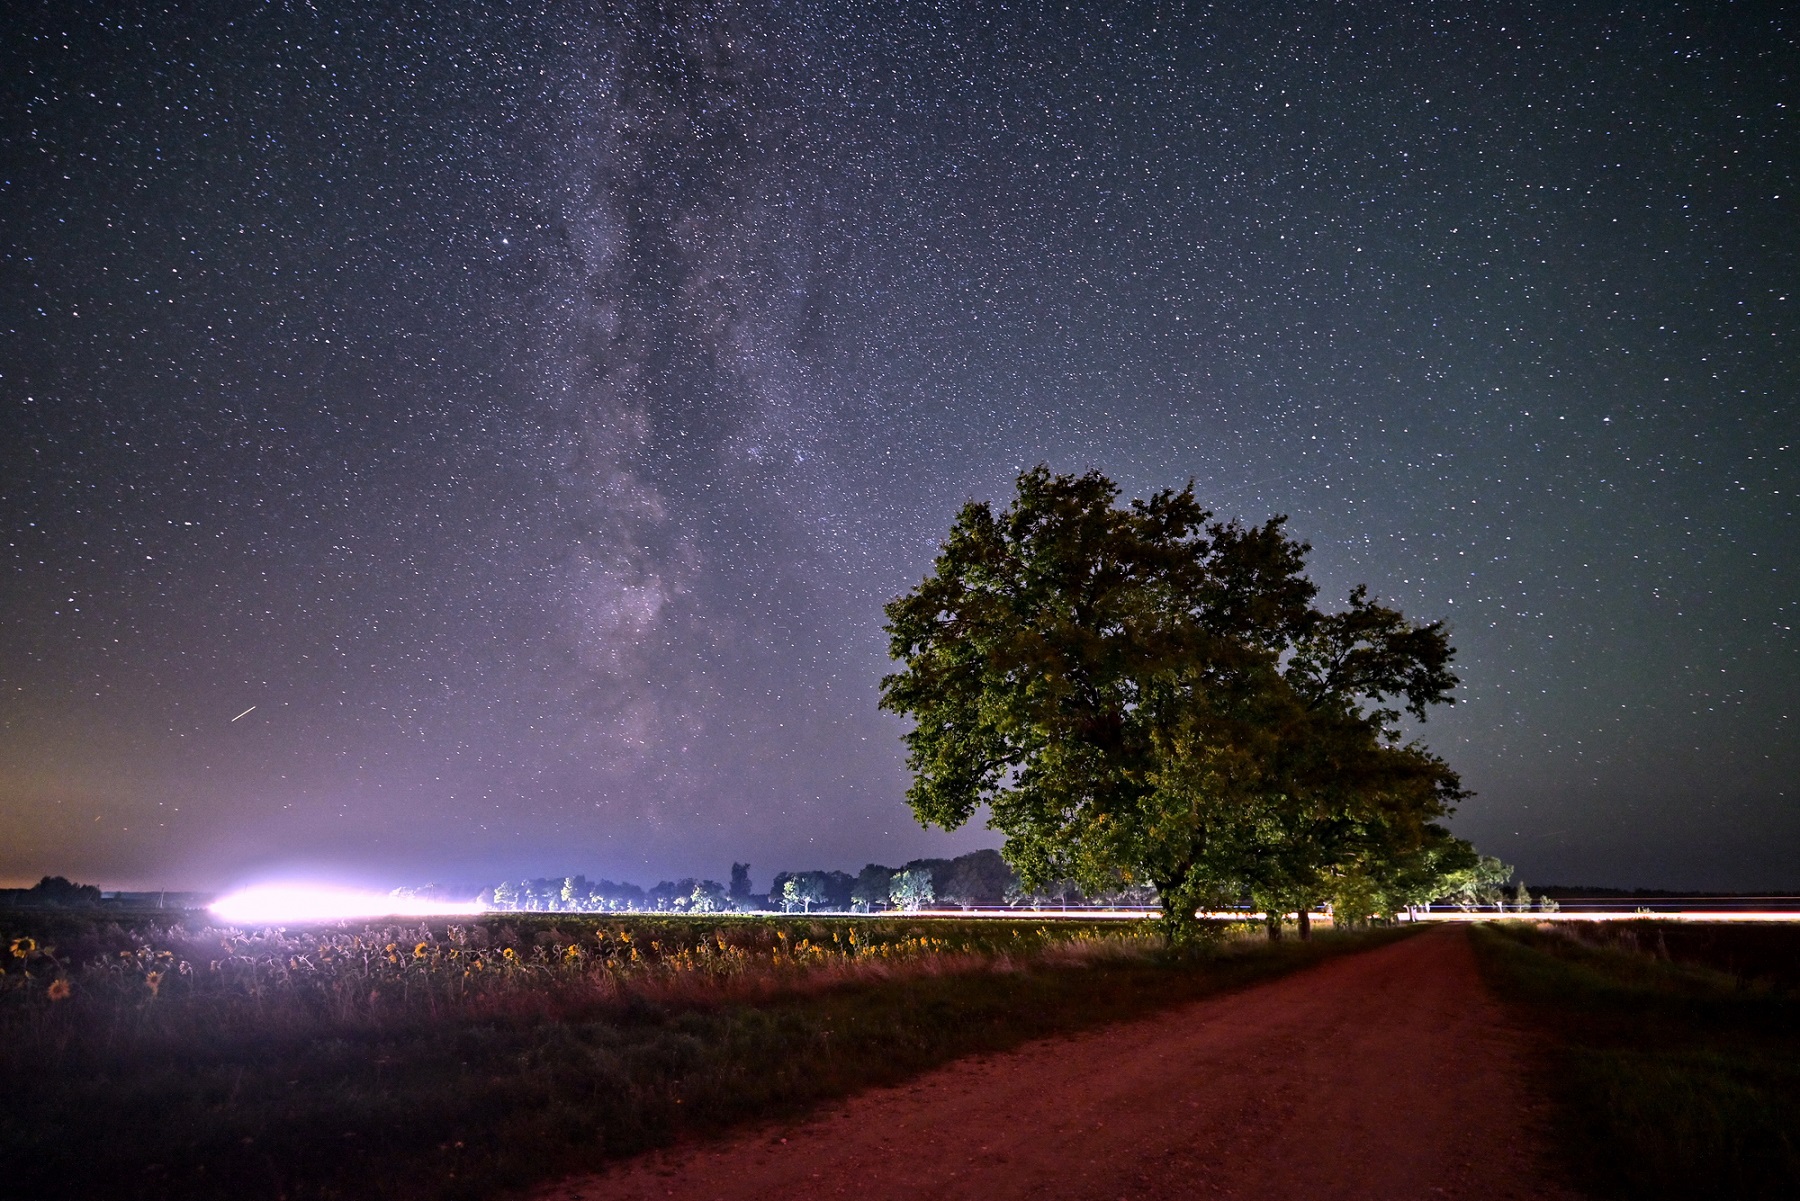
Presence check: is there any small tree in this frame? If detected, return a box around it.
[1365,824,1481,921]
[729,863,755,907]
[683,880,729,913]
[781,875,827,913]
[938,849,1018,907]
[851,864,894,912]
[1326,867,1382,930]
[889,868,935,911]
[1440,855,1514,910]
[815,870,857,911]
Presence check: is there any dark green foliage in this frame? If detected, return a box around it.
[837,851,1026,912]
[483,850,1024,916]
[488,875,648,911]
[1473,921,1800,1201]
[1432,852,1516,910]
[887,866,935,910]
[25,875,102,907]
[768,870,854,911]
[880,466,1469,940]
[935,848,1015,905]
[1340,825,1486,923]
[851,863,894,909]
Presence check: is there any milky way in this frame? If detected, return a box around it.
[2,2,1794,892]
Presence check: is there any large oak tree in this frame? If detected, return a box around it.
[880,466,1469,941]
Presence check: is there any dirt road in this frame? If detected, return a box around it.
[539,928,1574,1201]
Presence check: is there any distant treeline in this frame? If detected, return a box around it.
[27,867,1765,919]
[474,850,1160,914]
[0,879,214,910]
[0,877,102,908]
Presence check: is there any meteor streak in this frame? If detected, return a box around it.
[230,706,256,722]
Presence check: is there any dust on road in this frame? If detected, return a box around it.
[538,927,1575,1201]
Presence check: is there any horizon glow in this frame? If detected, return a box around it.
[209,884,488,925]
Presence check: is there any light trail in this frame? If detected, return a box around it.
[1413,910,1800,924]
[209,884,487,925]
[879,907,1800,925]
[916,906,1800,924]
[197,895,1800,925]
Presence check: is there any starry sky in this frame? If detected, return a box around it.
[2,1,1794,893]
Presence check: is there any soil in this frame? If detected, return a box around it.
[536,927,1577,1201]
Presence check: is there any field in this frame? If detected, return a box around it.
[1473,920,1800,1200]
[0,907,1399,1200]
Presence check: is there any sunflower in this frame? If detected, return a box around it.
[47,978,71,1001]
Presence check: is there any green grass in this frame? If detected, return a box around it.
[2,912,1410,1200]
[1472,921,1800,1201]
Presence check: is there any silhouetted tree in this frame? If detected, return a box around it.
[27,876,101,907]
[937,849,1017,907]
[851,864,894,911]
[729,862,755,906]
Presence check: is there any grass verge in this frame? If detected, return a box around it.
[1471,921,1800,1201]
[3,916,1407,1200]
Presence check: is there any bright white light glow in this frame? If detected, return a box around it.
[210,884,487,925]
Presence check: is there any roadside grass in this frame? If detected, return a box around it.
[2,911,1410,1200]
[1472,921,1800,1201]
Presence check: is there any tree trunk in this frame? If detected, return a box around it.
[1297,908,1312,941]
[1264,911,1283,942]
[1152,870,1199,948]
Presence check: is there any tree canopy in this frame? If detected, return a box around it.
[25,876,102,908]
[880,466,1474,940]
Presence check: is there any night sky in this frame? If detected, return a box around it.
[3,2,1794,894]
